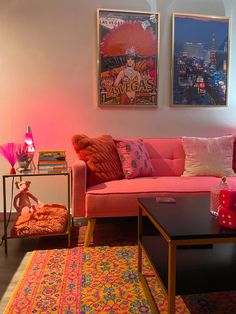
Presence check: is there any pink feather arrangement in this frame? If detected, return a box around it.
[0,142,21,174]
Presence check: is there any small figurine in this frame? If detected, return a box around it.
[13,180,43,215]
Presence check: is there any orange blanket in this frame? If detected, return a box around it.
[11,204,68,237]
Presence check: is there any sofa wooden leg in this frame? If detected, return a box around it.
[84,218,96,247]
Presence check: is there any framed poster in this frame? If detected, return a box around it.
[97,9,159,107]
[171,13,230,107]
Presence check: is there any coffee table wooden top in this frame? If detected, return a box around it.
[138,196,236,240]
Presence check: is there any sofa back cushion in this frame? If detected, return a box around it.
[116,138,185,176]
[72,134,124,186]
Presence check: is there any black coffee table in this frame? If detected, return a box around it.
[138,196,236,314]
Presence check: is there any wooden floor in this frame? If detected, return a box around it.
[0,219,38,312]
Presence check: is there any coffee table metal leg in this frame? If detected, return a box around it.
[168,242,176,314]
[138,207,142,273]
[138,206,159,313]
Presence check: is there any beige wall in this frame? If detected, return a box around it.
[0,0,235,207]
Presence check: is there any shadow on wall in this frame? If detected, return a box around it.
[167,0,225,15]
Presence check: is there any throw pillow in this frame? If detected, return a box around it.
[116,139,154,179]
[182,135,235,177]
[71,134,124,186]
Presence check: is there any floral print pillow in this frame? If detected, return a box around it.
[116,139,154,179]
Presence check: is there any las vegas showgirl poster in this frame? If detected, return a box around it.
[97,9,159,107]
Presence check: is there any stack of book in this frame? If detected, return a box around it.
[38,150,67,171]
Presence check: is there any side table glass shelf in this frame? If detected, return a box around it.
[2,168,72,255]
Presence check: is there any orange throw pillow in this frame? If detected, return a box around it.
[71,134,124,186]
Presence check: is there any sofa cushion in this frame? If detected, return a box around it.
[116,139,153,179]
[182,135,235,177]
[85,176,236,217]
[71,134,124,187]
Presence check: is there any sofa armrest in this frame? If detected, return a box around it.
[72,159,87,217]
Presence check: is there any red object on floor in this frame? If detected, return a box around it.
[219,189,236,210]
[218,206,236,229]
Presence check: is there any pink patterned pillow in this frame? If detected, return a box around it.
[116,139,154,179]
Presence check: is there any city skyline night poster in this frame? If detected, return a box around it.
[172,13,229,107]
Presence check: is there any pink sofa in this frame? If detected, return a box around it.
[72,137,236,246]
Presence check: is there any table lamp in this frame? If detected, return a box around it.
[24,126,36,170]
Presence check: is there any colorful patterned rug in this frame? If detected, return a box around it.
[4,220,236,313]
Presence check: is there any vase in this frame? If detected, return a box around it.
[18,160,30,170]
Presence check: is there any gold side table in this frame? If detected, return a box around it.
[2,168,72,255]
